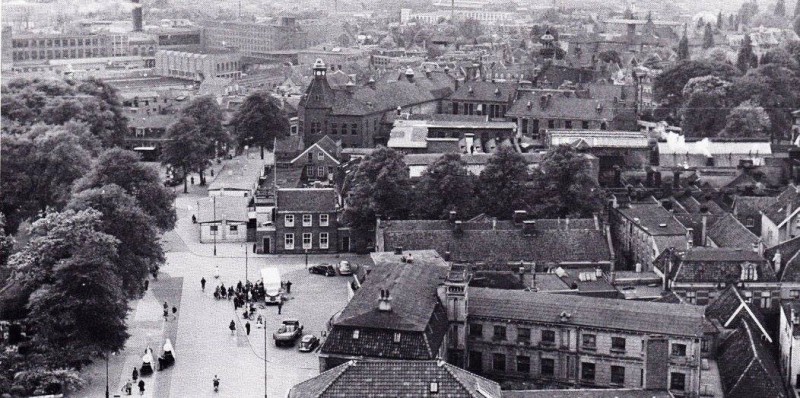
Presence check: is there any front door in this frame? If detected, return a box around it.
[262,237,271,254]
[341,237,350,252]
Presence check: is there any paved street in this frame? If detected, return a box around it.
[74,153,368,397]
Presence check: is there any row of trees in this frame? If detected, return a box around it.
[0,78,178,395]
[341,146,604,232]
[654,40,800,140]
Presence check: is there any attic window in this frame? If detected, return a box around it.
[352,329,360,339]
[430,382,439,394]
[393,332,401,343]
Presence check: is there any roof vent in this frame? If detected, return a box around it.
[659,223,667,228]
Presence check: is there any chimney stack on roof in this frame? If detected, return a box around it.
[523,220,536,235]
[404,68,415,83]
[454,220,463,235]
[378,289,392,312]
[513,210,528,224]
[448,210,458,222]
[394,246,403,255]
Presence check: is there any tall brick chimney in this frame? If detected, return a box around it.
[132,0,143,32]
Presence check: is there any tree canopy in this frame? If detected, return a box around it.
[527,145,605,218]
[412,153,477,220]
[74,148,176,231]
[702,23,715,49]
[229,91,289,159]
[343,147,411,231]
[720,100,771,138]
[476,148,531,219]
[653,60,740,121]
[736,34,758,72]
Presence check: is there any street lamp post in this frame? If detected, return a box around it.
[305,249,309,268]
[213,196,217,256]
[245,243,249,283]
[264,324,268,398]
[105,352,110,398]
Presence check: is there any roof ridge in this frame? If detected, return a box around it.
[440,361,481,398]
[316,360,355,397]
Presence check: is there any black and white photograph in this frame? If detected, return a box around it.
[1,0,800,396]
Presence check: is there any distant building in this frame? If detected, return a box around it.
[761,185,800,247]
[199,18,308,57]
[717,319,788,398]
[387,117,517,154]
[610,203,691,272]
[269,188,339,254]
[154,48,241,82]
[657,135,772,169]
[196,196,250,243]
[287,136,342,184]
[299,59,456,148]
[779,300,800,396]
[448,80,516,119]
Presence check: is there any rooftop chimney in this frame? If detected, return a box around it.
[448,210,458,222]
[513,210,528,224]
[404,68,415,83]
[394,247,403,255]
[367,76,376,89]
[523,220,536,235]
[132,0,143,32]
[454,220,463,235]
[378,289,392,312]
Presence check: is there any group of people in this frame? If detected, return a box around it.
[122,368,147,395]
[210,279,271,303]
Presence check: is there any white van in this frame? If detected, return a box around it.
[261,267,282,304]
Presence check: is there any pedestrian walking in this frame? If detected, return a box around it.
[277,299,283,315]
[122,379,133,395]
[191,176,195,185]
[245,321,251,335]
[163,302,168,311]
[229,320,236,335]
[144,279,149,291]
[201,277,206,291]
[192,214,197,224]
[172,306,177,320]
[132,367,139,381]
[138,379,145,395]
[286,280,292,294]
[214,265,220,279]
[163,307,169,321]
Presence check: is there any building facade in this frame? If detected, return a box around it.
[271,188,338,254]
[154,49,241,81]
[200,18,308,57]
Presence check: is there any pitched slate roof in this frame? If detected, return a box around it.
[763,184,800,225]
[321,261,449,360]
[469,288,707,337]
[717,320,788,398]
[733,195,777,217]
[288,360,502,398]
[327,71,455,116]
[276,188,336,212]
[290,135,341,164]
[507,91,616,120]
[382,227,612,265]
[617,204,688,236]
[380,218,597,232]
[196,196,250,223]
[449,80,516,103]
[707,213,760,250]
[704,285,770,342]
[661,247,776,284]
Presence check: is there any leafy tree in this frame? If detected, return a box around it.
[760,47,800,70]
[458,18,483,42]
[679,75,734,137]
[738,1,759,26]
[73,148,176,231]
[229,91,289,159]
[179,96,228,185]
[412,153,477,220]
[527,146,604,218]
[67,185,164,298]
[677,27,690,60]
[717,12,724,29]
[776,0,787,16]
[730,64,800,140]
[476,148,531,219]
[702,23,715,49]
[736,34,758,72]
[343,147,411,231]
[160,116,212,193]
[0,128,92,234]
[795,15,800,35]
[597,50,621,65]
[653,60,739,121]
[720,100,771,138]
[796,0,800,17]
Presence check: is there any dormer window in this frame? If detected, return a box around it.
[741,262,757,281]
[393,332,401,343]
[352,330,360,339]
[430,382,439,394]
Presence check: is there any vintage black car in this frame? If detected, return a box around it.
[309,263,336,277]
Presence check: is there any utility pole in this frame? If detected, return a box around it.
[264,325,268,398]
[245,244,249,283]
[213,196,217,256]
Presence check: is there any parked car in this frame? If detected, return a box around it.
[309,264,336,277]
[273,319,304,347]
[298,334,320,352]
[338,261,353,276]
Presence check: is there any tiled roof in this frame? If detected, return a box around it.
[288,360,502,398]
[547,130,649,149]
[382,227,612,265]
[126,113,177,129]
[276,188,336,212]
[705,286,769,340]
[507,91,616,120]
[327,71,455,116]
[196,196,250,223]
[370,250,449,269]
[469,288,707,337]
[664,247,776,283]
[503,389,673,398]
[707,213,759,249]
[380,218,597,232]
[333,261,448,332]
[449,80,516,103]
[765,236,800,282]
[617,204,688,236]
[403,152,545,167]
[314,135,341,161]
[733,195,777,217]
[275,135,304,155]
[763,184,800,225]
[657,140,772,156]
[717,320,788,398]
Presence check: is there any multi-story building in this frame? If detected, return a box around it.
[448,80,517,120]
[271,188,339,254]
[462,288,708,395]
[299,59,456,148]
[10,32,113,63]
[200,17,308,57]
[287,136,342,183]
[610,203,691,272]
[780,301,800,396]
[154,48,241,81]
[761,185,800,248]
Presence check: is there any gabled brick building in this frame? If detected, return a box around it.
[298,59,456,148]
